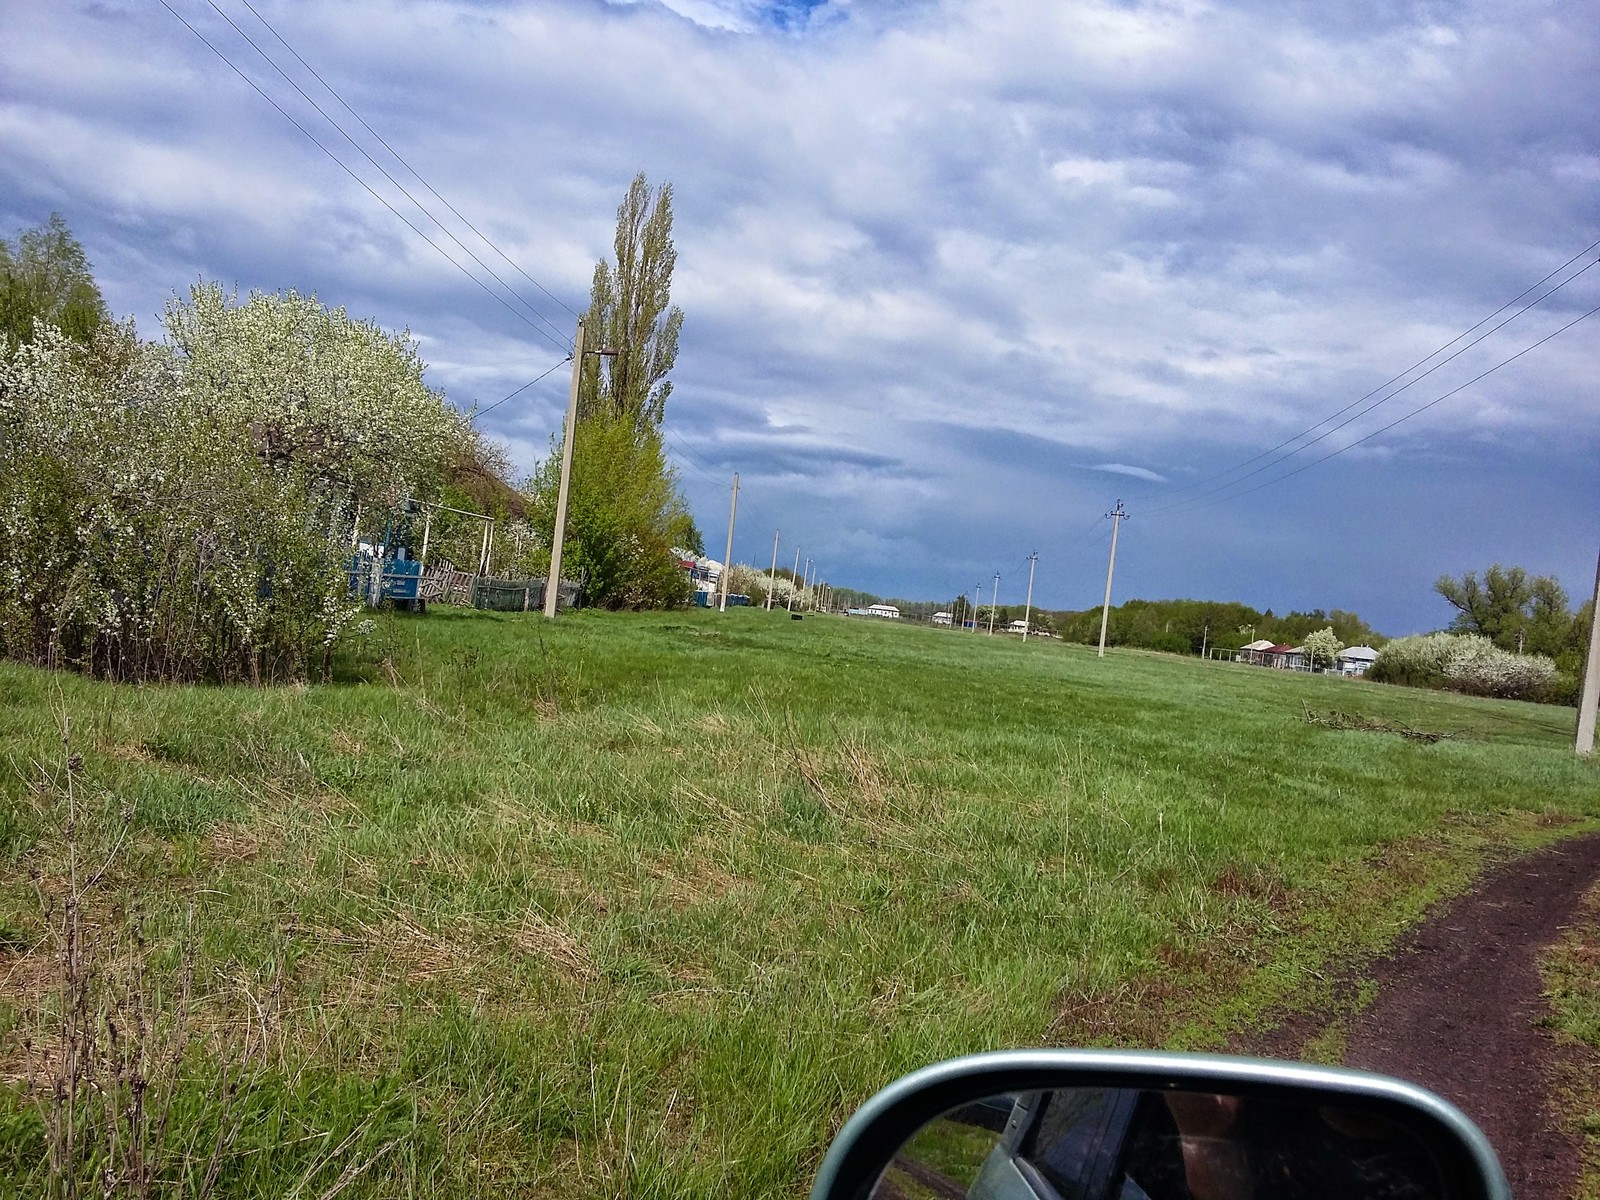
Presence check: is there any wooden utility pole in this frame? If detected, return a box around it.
[1022,551,1037,642]
[766,529,780,610]
[1576,547,1600,755]
[718,472,740,611]
[1097,500,1128,658]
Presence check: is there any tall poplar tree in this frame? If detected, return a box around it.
[529,172,699,608]
[579,172,684,431]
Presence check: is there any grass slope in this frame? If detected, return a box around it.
[1541,882,1600,1200]
[2,608,1597,1198]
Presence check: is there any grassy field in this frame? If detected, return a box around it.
[2,607,1597,1198]
[1541,882,1600,1200]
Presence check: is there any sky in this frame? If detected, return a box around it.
[4,0,1598,635]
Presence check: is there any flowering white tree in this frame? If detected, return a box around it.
[1442,635,1556,699]
[1369,632,1556,701]
[0,286,473,683]
[165,283,463,509]
[1301,627,1345,671]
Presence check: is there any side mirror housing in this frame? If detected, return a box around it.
[809,1050,1510,1200]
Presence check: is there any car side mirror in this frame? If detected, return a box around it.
[808,1050,1510,1200]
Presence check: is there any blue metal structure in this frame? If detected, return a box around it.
[349,502,426,611]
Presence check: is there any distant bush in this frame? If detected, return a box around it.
[760,572,808,610]
[1367,632,1456,689]
[1145,630,1191,655]
[1369,633,1559,703]
[1542,672,1582,707]
[724,563,774,607]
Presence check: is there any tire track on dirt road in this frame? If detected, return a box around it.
[1338,831,1600,1198]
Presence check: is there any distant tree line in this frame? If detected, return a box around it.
[819,587,1059,632]
[1046,599,1382,656]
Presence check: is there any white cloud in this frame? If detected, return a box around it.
[1090,463,1170,483]
[3,0,1597,621]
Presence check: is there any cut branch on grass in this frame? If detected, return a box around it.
[1300,704,1456,744]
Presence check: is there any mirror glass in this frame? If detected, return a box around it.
[871,1086,1450,1200]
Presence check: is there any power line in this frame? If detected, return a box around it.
[1152,299,1600,517]
[200,0,572,349]
[1152,237,1600,504]
[659,435,791,548]
[660,428,730,483]
[235,0,580,322]
[158,0,571,354]
[661,443,729,492]
[473,355,570,420]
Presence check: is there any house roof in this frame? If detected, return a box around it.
[1240,639,1275,651]
[1338,645,1380,661]
[1267,643,1298,654]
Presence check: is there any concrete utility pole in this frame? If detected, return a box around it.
[972,584,982,632]
[787,547,800,613]
[718,472,740,612]
[546,319,617,617]
[1576,547,1600,755]
[766,529,780,610]
[1097,500,1128,658]
[545,321,587,617]
[1022,551,1037,642]
[989,572,1000,634]
[804,559,814,610]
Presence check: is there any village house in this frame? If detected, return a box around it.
[1337,645,1380,676]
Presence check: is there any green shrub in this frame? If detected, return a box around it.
[0,286,469,683]
[526,414,691,610]
[1369,632,1559,702]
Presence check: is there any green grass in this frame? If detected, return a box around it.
[1540,882,1600,1200]
[2,607,1597,1198]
